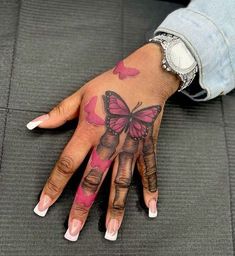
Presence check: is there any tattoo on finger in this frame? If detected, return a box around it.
[142,127,158,192]
[74,90,161,213]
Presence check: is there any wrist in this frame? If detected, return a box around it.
[124,43,180,101]
[141,43,180,100]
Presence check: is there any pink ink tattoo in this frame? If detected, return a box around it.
[73,91,161,221]
[90,149,112,172]
[113,60,140,80]
[75,186,96,208]
[84,96,105,126]
[74,149,112,209]
[104,91,161,140]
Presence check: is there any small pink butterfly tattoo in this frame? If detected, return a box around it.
[84,96,105,126]
[103,91,161,140]
[113,60,140,80]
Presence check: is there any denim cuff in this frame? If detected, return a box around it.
[154,8,235,101]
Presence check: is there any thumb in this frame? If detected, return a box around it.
[26,90,83,130]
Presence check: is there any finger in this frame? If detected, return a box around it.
[105,135,139,241]
[137,126,159,218]
[137,153,159,218]
[65,130,119,242]
[33,125,92,217]
[26,89,83,130]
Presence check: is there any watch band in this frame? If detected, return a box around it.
[149,33,198,92]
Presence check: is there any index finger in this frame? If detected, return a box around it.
[33,125,93,217]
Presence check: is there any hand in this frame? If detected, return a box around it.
[28,43,180,241]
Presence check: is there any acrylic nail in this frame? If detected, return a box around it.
[148,199,158,218]
[33,194,52,217]
[64,219,82,242]
[104,219,119,241]
[26,114,49,130]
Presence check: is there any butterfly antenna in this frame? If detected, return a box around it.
[132,101,142,112]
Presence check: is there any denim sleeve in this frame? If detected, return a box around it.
[154,0,235,101]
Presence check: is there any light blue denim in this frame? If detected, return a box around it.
[155,0,235,101]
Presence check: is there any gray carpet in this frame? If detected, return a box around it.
[0,0,234,255]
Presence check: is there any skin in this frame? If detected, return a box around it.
[32,43,180,240]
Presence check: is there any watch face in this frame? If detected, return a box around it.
[166,39,197,74]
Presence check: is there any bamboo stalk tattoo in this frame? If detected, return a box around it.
[74,91,161,214]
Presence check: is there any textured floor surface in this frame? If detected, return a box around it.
[0,0,234,255]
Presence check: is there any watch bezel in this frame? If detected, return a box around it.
[165,39,197,75]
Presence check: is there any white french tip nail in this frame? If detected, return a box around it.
[104,230,118,241]
[148,208,158,218]
[26,120,43,130]
[64,229,79,242]
[26,114,49,130]
[33,203,48,217]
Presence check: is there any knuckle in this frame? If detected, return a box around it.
[84,175,101,186]
[114,177,131,188]
[110,204,124,218]
[53,102,66,116]
[56,156,74,176]
[149,187,158,193]
[82,170,102,193]
[46,177,61,196]
[146,172,158,193]
[72,203,89,217]
[144,166,157,176]
[111,186,128,216]
[113,203,125,211]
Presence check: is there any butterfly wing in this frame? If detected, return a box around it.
[124,67,140,76]
[103,91,130,135]
[84,96,105,126]
[103,91,130,116]
[84,96,96,113]
[133,105,161,124]
[129,118,148,140]
[128,105,162,140]
[86,112,105,126]
[113,61,124,75]
[113,61,140,80]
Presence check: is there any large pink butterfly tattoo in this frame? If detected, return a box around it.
[103,91,161,140]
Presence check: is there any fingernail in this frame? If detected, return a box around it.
[148,199,158,218]
[104,219,119,241]
[64,219,82,242]
[26,114,49,130]
[33,194,52,217]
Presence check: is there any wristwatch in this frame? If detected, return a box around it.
[148,33,198,91]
